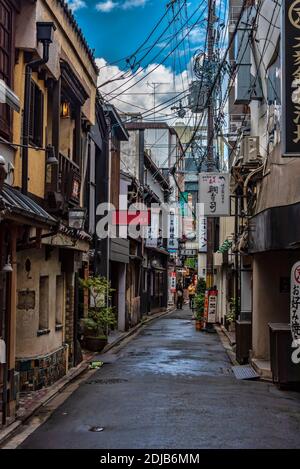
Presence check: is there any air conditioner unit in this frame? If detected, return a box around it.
[242,136,259,164]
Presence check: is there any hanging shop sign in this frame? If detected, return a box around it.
[179,191,189,216]
[198,216,207,252]
[283,1,300,156]
[199,173,230,216]
[169,271,177,293]
[167,209,179,251]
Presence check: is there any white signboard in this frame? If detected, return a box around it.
[291,262,300,345]
[199,173,230,217]
[207,291,218,323]
[167,210,179,251]
[198,216,207,252]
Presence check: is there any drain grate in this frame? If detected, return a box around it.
[85,378,129,385]
[232,365,260,380]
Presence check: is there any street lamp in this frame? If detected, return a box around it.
[36,22,56,44]
[68,208,86,230]
[46,145,58,165]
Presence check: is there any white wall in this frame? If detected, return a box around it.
[120,130,139,179]
[16,247,64,358]
[144,128,170,168]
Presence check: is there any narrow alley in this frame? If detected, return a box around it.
[11,307,300,449]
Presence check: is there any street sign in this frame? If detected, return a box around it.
[199,173,230,216]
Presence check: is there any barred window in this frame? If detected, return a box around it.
[29,80,44,147]
[0,0,13,139]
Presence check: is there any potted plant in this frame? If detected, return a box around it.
[225,297,238,332]
[80,276,116,352]
[196,278,206,295]
[194,293,205,331]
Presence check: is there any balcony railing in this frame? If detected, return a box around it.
[46,153,81,212]
[58,153,81,206]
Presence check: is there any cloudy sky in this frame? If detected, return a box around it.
[66,0,226,119]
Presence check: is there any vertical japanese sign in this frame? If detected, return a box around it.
[291,262,300,345]
[169,271,177,293]
[179,192,189,216]
[207,290,218,323]
[198,216,207,252]
[283,1,300,156]
[199,173,230,216]
[204,290,209,322]
[167,209,179,251]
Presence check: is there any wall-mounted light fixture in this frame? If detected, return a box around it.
[68,208,86,230]
[60,101,70,119]
[2,255,13,273]
[46,145,58,165]
[36,22,56,44]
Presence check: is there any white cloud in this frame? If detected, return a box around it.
[121,0,148,10]
[96,0,119,13]
[96,57,193,123]
[95,0,149,13]
[188,26,206,45]
[67,0,86,11]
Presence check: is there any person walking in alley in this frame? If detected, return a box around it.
[188,282,196,309]
[176,281,184,309]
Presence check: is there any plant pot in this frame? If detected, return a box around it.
[195,320,204,331]
[224,316,231,331]
[84,336,108,352]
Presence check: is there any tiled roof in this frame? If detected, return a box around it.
[56,1,98,73]
[0,184,56,225]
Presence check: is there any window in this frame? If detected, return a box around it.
[55,275,64,326]
[267,53,281,105]
[0,0,13,139]
[185,157,198,172]
[29,80,44,147]
[39,276,49,331]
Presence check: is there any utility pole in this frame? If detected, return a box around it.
[205,0,215,290]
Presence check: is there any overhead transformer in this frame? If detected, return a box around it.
[188,51,225,114]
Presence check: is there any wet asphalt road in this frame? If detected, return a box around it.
[19,307,300,449]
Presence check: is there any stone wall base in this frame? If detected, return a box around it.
[15,345,68,392]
